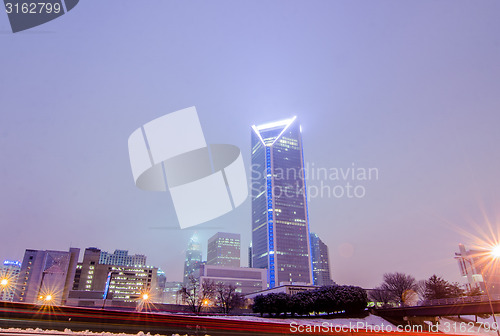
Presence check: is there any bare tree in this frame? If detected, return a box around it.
[179,275,215,314]
[214,283,245,315]
[381,272,417,306]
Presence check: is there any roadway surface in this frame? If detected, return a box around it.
[0,301,290,336]
[0,301,453,336]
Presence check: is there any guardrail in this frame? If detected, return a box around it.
[418,294,500,306]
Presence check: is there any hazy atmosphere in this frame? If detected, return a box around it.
[1,1,500,288]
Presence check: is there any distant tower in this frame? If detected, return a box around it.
[207,232,241,267]
[251,117,313,288]
[310,233,334,286]
[183,234,203,283]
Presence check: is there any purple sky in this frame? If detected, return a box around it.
[1,1,500,288]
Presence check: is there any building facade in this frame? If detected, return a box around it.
[207,232,241,267]
[0,260,21,301]
[183,234,203,284]
[251,117,313,287]
[310,233,334,286]
[14,248,80,305]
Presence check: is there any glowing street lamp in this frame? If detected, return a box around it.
[136,292,152,312]
[491,245,500,258]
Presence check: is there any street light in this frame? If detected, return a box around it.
[136,291,152,312]
[484,246,500,336]
[492,246,500,258]
[463,245,500,336]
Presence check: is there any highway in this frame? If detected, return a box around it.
[0,301,289,336]
[1,301,456,335]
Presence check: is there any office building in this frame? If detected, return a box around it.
[310,233,334,286]
[71,247,157,304]
[455,243,500,294]
[14,248,80,305]
[251,117,313,287]
[183,234,203,284]
[207,232,240,267]
[0,260,21,301]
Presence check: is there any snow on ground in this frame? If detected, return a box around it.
[203,312,396,327]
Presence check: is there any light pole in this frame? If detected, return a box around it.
[462,247,500,336]
[485,247,500,336]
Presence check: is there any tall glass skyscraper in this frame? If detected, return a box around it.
[251,117,313,288]
[183,234,203,284]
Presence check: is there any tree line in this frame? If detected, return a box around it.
[252,285,368,317]
[370,272,481,307]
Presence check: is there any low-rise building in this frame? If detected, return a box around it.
[14,248,80,305]
[196,265,266,294]
[245,284,319,299]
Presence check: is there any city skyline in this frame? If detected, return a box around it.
[1,1,500,289]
